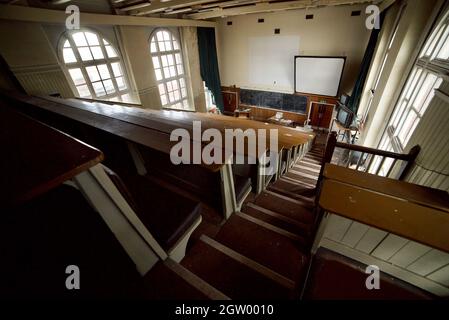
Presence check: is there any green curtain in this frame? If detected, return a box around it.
[347,11,385,114]
[197,27,224,112]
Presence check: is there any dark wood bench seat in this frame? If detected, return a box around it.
[1,184,226,299]
[122,173,201,252]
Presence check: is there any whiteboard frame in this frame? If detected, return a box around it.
[294,55,346,98]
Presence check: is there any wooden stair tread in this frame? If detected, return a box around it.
[269,178,316,198]
[254,191,315,224]
[215,213,310,283]
[289,167,320,179]
[142,259,229,300]
[181,235,295,299]
[242,203,313,237]
[284,172,318,187]
[299,160,322,168]
[289,169,319,181]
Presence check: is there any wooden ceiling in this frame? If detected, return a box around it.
[111,0,379,20]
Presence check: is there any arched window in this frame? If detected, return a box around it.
[150,29,190,110]
[60,30,134,103]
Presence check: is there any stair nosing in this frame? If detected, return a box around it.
[264,187,314,205]
[245,202,312,230]
[282,176,317,188]
[165,258,231,300]
[235,212,305,243]
[264,190,314,206]
[199,235,295,290]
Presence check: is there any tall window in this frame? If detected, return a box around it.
[150,29,190,110]
[60,30,134,103]
[361,4,406,123]
[379,12,449,153]
[373,10,449,176]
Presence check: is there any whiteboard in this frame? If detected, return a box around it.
[248,36,300,92]
[295,56,345,97]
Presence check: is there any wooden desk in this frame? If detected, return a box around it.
[0,103,103,207]
[319,164,449,253]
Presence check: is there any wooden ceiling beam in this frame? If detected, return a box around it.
[187,0,373,19]
[134,0,217,16]
[0,4,216,27]
[118,1,153,12]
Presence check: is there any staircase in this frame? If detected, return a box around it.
[171,140,326,299]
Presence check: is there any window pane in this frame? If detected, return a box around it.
[155,69,163,81]
[158,83,165,95]
[150,41,157,53]
[86,66,101,82]
[111,62,122,77]
[172,80,178,90]
[152,57,160,69]
[78,47,93,61]
[72,32,88,47]
[76,84,91,98]
[97,64,110,79]
[116,77,126,90]
[161,94,168,105]
[398,110,418,143]
[68,68,85,85]
[177,65,183,75]
[63,48,77,63]
[181,88,187,98]
[167,54,174,66]
[63,40,70,48]
[103,39,109,45]
[167,81,172,92]
[165,41,172,51]
[174,90,180,101]
[169,66,176,77]
[85,32,99,46]
[163,67,170,78]
[175,53,182,64]
[173,39,180,50]
[161,55,168,67]
[103,79,115,94]
[90,46,104,59]
[169,92,175,102]
[179,78,185,88]
[159,41,166,52]
[413,73,437,112]
[105,45,118,58]
[157,31,164,42]
[92,81,106,96]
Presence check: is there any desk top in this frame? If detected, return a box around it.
[2,91,315,171]
[320,164,449,253]
[0,103,103,207]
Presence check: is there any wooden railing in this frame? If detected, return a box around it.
[319,131,420,182]
[318,163,449,254]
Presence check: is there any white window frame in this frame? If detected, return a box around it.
[149,28,191,111]
[59,28,132,103]
[379,9,449,154]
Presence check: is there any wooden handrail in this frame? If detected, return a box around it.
[335,141,420,162]
[319,164,449,254]
[320,131,420,181]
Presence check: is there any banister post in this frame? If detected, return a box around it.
[399,144,421,181]
[315,131,337,203]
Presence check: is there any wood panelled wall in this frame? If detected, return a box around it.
[316,81,449,296]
